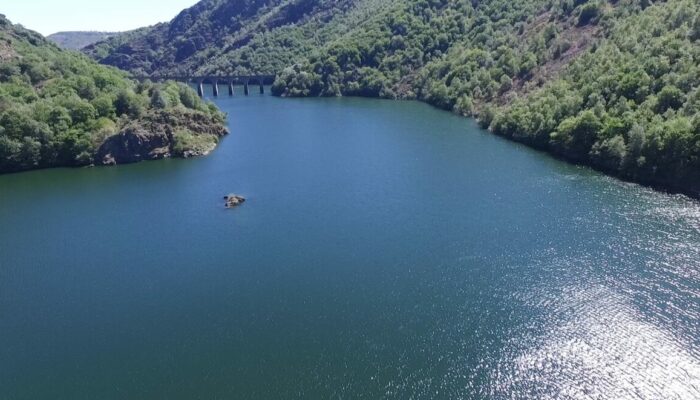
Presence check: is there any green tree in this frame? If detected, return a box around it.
[91,95,116,119]
[590,135,626,171]
[656,85,684,112]
[150,89,169,109]
[114,90,144,118]
[578,2,601,26]
[550,110,602,160]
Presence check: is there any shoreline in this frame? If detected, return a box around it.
[275,92,700,202]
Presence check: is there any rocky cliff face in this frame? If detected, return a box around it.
[97,110,228,165]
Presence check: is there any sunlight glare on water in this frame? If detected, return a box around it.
[489,180,700,399]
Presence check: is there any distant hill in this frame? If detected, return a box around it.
[48,31,119,50]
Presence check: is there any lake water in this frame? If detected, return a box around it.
[1,90,699,399]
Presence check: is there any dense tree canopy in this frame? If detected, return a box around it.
[0,15,225,173]
[489,0,700,194]
[83,0,369,76]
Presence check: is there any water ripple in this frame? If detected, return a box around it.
[490,285,700,399]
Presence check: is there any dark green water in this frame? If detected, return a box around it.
[1,91,699,399]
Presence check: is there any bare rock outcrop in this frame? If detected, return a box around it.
[224,194,246,208]
[96,110,228,165]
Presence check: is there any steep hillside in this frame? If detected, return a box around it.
[0,15,227,174]
[271,0,700,197]
[489,0,700,195]
[83,0,385,76]
[48,31,119,50]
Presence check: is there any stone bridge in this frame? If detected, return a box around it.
[134,75,277,97]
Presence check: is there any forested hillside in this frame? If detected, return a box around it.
[489,0,700,196]
[0,15,226,173]
[47,31,119,50]
[83,0,387,76]
[87,0,700,197]
[271,0,700,195]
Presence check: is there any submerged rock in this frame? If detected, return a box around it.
[224,194,246,208]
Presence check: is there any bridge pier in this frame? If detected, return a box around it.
[196,79,204,98]
[213,79,219,97]
[244,79,250,96]
[228,80,235,96]
[259,78,264,94]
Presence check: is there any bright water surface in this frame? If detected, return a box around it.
[1,89,699,399]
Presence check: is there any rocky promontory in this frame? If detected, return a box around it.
[97,109,228,165]
[0,15,229,175]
